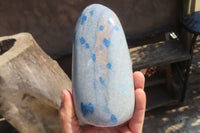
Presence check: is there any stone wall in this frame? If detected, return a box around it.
[0,0,180,58]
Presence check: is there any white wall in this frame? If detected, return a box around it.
[195,0,200,11]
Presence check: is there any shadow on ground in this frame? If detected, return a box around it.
[144,93,200,133]
[143,37,200,133]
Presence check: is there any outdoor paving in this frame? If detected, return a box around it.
[143,92,200,133]
[143,36,200,133]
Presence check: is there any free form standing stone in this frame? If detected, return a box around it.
[0,33,72,133]
[73,4,134,127]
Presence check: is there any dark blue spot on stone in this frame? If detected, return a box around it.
[99,25,104,31]
[90,10,94,16]
[85,43,90,48]
[111,114,118,124]
[81,102,94,117]
[81,14,87,25]
[92,54,96,62]
[99,77,106,86]
[80,37,85,45]
[107,62,112,69]
[103,38,111,48]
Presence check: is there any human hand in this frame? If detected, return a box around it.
[59,71,146,133]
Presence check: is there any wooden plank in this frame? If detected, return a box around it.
[190,0,196,13]
[129,40,191,70]
[145,77,166,88]
[145,84,178,111]
[183,0,191,15]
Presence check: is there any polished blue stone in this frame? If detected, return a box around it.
[72,4,135,127]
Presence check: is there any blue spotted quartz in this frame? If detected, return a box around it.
[72,4,135,127]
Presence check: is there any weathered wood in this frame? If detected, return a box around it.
[145,76,166,88]
[0,33,72,133]
[130,40,191,70]
[145,84,178,111]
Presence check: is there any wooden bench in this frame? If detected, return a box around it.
[130,40,191,70]
[129,38,191,110]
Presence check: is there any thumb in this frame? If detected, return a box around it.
[59,89,81,133]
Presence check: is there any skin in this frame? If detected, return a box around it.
[59,71,146,133]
